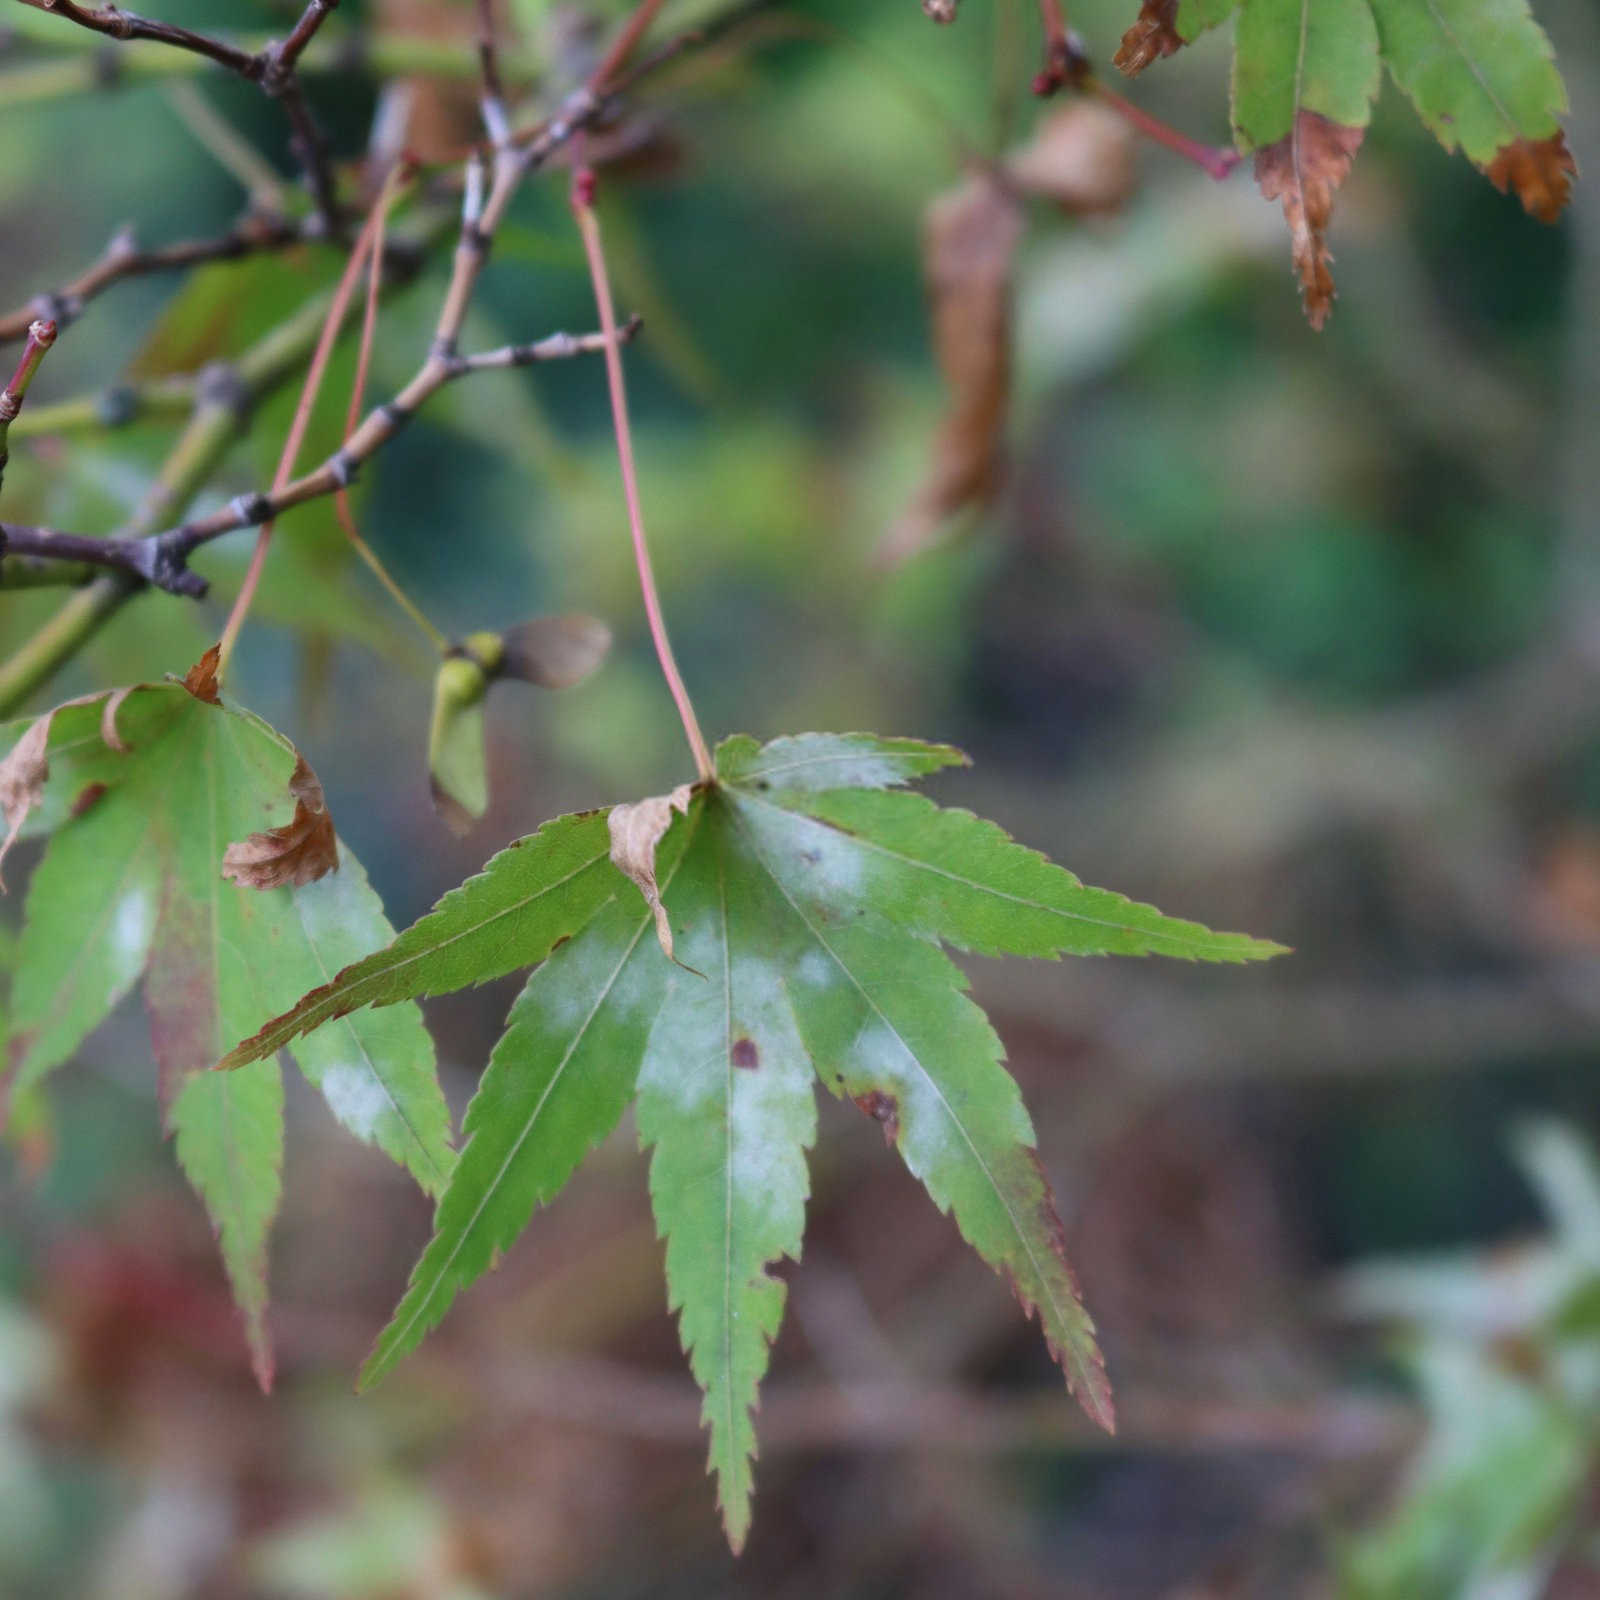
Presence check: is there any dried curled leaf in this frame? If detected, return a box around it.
[221,755,339,889]
[879,176,1023,568]
[0,715,54,884]
[1254,113,1365,331]
[1115,0,1183,74]
[183,643,222,704]
[428,617,614,835]
[1486,132,1576,223]
[608,783,694,959]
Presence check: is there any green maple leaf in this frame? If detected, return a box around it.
[1114,0,1573,325]
[221,730,1283,1548]
[0,660,454,1387]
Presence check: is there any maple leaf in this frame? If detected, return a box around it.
[218,730,1284,1549]
[0,663,455,1386]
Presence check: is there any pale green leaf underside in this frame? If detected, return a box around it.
[1368,0,1565,162]
[1233,0,1382,148]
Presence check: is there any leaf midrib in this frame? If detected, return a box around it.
[727,806,1089,1395]
[733,790,1256,958]
[364,809,702,1385]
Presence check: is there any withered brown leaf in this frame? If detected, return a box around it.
[1114,0,1182,76]
[0,691,109,885]
[608,783,694,960]
[183,643,222,704]
[221,755,339,890]
[1254,112,1364,331]
[1485,131,1577,224]
[878,175,1024,568]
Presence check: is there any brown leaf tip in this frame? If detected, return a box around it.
[1113,0,1181,77]
[1485,132,1576,225]
[1253,113,1365,331]
[182,644,223,704]
[221,754,339,890]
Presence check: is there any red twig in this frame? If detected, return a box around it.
[216,187,391,674]
[0,318,58,500]
[587,0,669,96]
[571,167,713,783]
[1094,82,1242,180]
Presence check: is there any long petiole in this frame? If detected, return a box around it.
[571,168,713,783]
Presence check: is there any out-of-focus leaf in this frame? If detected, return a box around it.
[228,730,1281,1548]
[878,176,1023,567]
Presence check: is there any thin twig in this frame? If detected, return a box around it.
[20,0,343,237]
[0,213,304,346]
[0,323,640,597]
[0,318,58,500]
[1093,81,1242,181]
[216,176,400,674]
[587,0,668,95]
[333,162,448,652]
[572,166,713,782]
[13,0,261,75]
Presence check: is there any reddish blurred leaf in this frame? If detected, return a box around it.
[878,176,1023,568]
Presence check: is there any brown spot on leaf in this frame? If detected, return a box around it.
[221,754,339,890]
[1253,112,1364,331]
[70,782,108,819]
[1485,131,1576,224]
[877,175,1023,568]
[182,644,222,704]
[1113,0,1181,76]
[853,1089,900,1145]
[731,1036,759,1070]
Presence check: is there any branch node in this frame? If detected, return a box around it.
[195,360,253,422]
[230,491,275,526]
[327,450,359,488]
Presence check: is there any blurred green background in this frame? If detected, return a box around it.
[1,0,1598,1592]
